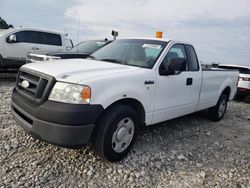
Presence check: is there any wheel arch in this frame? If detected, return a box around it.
[221,86,231,100]
[0,54,4,67]
[101,98,146,127]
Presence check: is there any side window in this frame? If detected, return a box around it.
[185,45,199,71]
[169,44,186,58]
[42,32,62,46]
[15,31,42,44]
[27,31,42,44]
[160,44,187,73]
[16,31,28,43]
[163,44,187,64]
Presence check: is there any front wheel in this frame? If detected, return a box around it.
[208,94,228,121]
[91,104,139,162]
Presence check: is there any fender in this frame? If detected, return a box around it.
[90,81,155,125]
[218,76,237,101]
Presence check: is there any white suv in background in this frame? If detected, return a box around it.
[0,27,73,69]
[218,64,250,103]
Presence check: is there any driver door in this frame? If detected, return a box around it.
[152,44,201,124]
[4,31,41,63]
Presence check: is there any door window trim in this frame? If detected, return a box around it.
[184,44,200,72]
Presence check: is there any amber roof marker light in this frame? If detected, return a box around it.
[156,31,163,38]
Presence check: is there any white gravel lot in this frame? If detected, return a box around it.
[1,73,250,188]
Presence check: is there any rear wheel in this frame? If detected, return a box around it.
[208,94,228,121]
[91,104,139,162]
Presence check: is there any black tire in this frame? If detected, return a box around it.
[244,95,250,103]
[91,104,139,162]
[208,94,228,121]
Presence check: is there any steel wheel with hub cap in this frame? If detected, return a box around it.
[92,104,139,162]
[112,117,135,153]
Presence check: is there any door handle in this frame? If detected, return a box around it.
[186,78,193,86]
[32,47,39,50]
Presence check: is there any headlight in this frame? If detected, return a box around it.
[48,82,91,104]
[46,56,61,61]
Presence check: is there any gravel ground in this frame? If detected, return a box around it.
[1,73,250,188]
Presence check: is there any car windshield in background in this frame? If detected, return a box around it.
[90,39,168,69]
[70,40,110,54]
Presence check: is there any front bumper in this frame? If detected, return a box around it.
[11,89,104,148]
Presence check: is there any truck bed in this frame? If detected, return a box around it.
[196,69,238,111]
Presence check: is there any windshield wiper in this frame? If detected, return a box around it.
[100,58,127,65]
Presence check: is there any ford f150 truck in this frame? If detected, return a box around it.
[11,38,239,161]
[26,39,112,63]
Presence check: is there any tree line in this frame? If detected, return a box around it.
[0,17,13,29]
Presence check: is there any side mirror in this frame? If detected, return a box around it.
[7,34,17,43]
[168,58,186,72]
[159,58,186,75]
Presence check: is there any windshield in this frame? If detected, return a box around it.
[89,39,167,69]
[70,40,109,54]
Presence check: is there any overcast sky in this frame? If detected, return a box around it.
[0,0,249,66]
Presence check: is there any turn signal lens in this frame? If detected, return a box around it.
[81,87,91,103]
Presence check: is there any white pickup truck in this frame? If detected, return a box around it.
[0,27,72,69]
[11,38,238,161]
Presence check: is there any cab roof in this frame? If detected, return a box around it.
[1,27,66,36]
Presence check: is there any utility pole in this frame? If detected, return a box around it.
[76,17,80,52]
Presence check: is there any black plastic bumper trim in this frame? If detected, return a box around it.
[12,101,95,147]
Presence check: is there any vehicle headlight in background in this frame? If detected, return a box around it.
[239,77,250,81]
[49,82,91,104]
[45,56,61,61]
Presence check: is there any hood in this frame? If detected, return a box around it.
[21,59,141,83]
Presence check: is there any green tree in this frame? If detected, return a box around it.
[0,17,13,29]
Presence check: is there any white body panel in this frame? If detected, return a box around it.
[196,70,238,111]
[21,38,239,126]
[152,70,202,124]
[3,40,41,61]
[39,44,62,53]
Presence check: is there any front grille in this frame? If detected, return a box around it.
[27,54,45,61]
[16,69,55,104]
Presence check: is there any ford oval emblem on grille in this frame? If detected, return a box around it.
[21,80,30,88]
